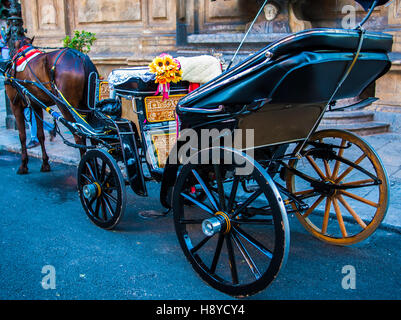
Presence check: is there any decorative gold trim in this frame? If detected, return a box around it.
[151,132,177,168]
[144,94,185,123]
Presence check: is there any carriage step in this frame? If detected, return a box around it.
[319,121,390,136]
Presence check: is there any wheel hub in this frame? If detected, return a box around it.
[312,179,337,197]
[83,182,101,200]
[202,211,231,236]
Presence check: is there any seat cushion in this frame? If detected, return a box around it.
[108,66,189,96]
[95,98,122,119]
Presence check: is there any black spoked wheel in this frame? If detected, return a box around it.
[173,148,290,298]
[78,149,126,230]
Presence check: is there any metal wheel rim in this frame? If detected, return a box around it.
[78,149,126,230]
[173,147,290,297]
[287,129,389,245]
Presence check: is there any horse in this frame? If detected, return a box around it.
[5,36,98,174]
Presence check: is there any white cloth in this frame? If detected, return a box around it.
[107,67,155,87]
[16,51,42,72]
[176,55,222,84]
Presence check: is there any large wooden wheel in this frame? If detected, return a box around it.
[173,148,290,298]
[286,129,389,245]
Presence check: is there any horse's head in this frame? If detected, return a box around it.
[9,36,35,58]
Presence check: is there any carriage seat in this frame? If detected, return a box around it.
[177,28,393,112]
[94,98,122,119]
[108,66,189,97]
[83,99,123,132]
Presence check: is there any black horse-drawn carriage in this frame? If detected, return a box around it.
[2,0,393,297]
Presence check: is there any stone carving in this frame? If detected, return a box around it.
[248,0,311,34]
[250,0,290,34]
[264,3,280,21]
[289,0,312,32]
[77,0,142,23]
[209,0,242,19]
[40,2,57,26]
[388,0,401,24]
[152,0,168,19]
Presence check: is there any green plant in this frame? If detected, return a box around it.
[63,30,97,54]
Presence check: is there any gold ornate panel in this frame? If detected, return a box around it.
[99,81,110,101]
[144,95,184,123]
[151,133,177,168]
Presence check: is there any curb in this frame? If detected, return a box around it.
[0,142,79,166]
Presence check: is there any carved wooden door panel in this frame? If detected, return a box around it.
[194,0,256,33]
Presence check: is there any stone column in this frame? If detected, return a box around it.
[374,0,401,110]
[3,0,25,129]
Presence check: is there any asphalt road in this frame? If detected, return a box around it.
[0,150,400,300]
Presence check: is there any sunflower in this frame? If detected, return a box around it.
[162,55,176,70]
[149,53,183,98]
[149,56,165,74]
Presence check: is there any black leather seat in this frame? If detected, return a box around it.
[177,28,393,112]
[94,99,122,119]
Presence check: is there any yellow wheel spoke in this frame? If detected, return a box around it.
[336,153,367,183]
[286,130,388,246]
[340,179,375,187]
[306,155,326,180]
[333,198,348,238]
[294,189,315,196]
[303,195,325,219]
[337,195,367,229]
[323,160,332,179]
[332,139,347,179]
[322,198,332,234]
[341,190,379,208]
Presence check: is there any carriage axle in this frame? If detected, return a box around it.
[202,211,231,237]
[82,182,101,200]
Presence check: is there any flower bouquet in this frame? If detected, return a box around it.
[149,53,183,100]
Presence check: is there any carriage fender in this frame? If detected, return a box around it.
[160,162,179,209]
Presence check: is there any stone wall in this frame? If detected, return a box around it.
[21,0,179,77]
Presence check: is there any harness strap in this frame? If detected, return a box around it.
[50,48,68,85]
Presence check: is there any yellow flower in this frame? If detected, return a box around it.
[163,55,175,70]
[149,56,165,74]
[149,54,182,86]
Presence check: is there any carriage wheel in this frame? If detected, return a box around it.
[286,129,389,245]
[173,148,290,298]
[78,149,126,230]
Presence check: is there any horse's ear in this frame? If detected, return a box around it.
[31,36,35,44]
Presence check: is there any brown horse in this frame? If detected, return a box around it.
[5,37,98,174]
